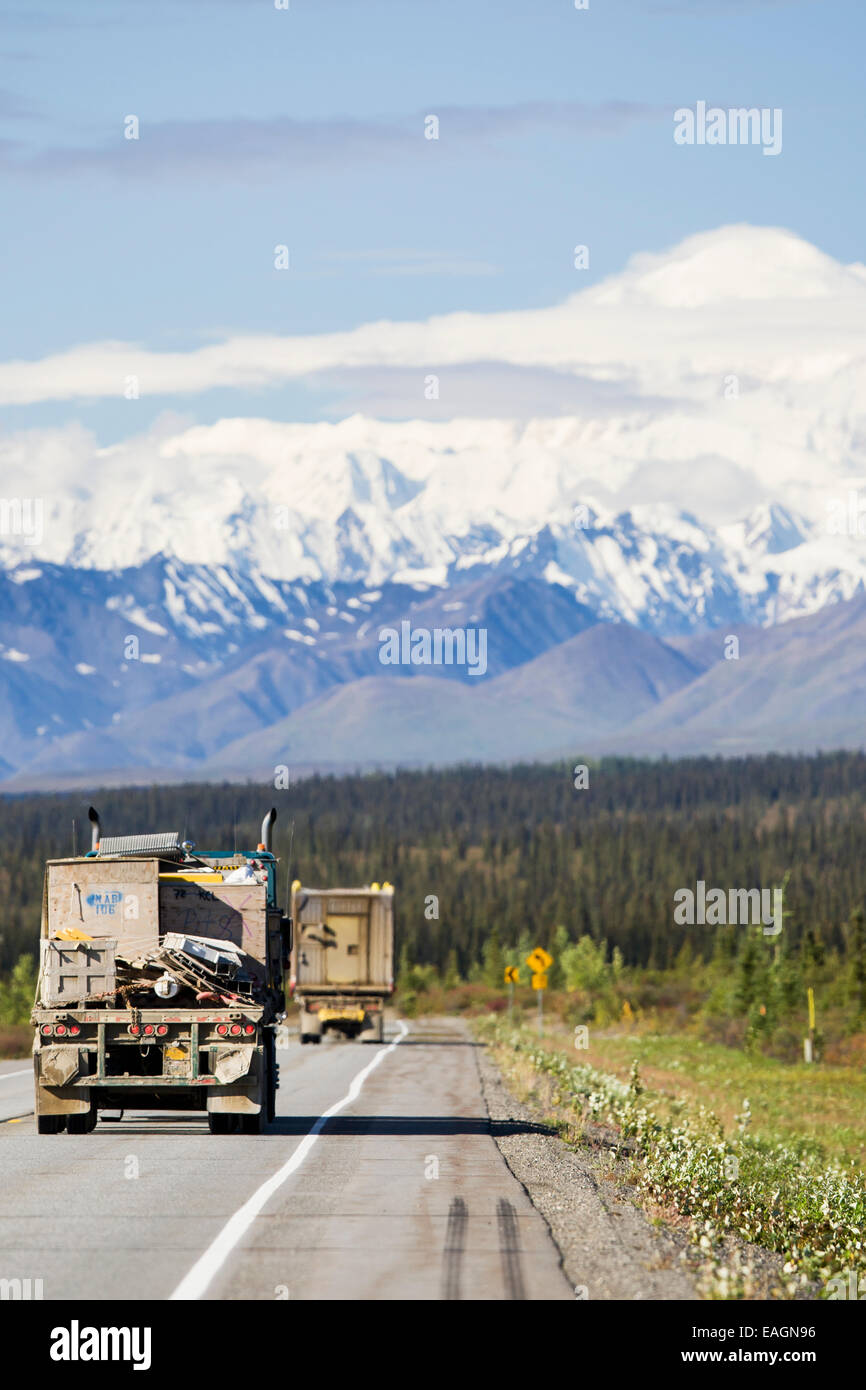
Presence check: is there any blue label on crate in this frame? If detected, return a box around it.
[85,890,123,916]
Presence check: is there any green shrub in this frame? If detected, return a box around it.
[0,954,37,1027]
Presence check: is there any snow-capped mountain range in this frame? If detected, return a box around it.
[3,223,866,782]
[0,495,864,785]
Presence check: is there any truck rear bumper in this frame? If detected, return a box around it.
[37,1071,263,1115]
[50,1075,222,1087]
[298,995,386,1011]
[318,1005,366,1024]
[33,1011,268,1114]
[298,996,386,1042]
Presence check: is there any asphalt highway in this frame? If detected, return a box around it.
[0,1019,572,1301]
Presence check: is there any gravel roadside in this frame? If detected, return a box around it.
[474,1035,699,1300]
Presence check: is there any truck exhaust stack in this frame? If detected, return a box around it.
[259,807,277,853]
[88,806,101,851]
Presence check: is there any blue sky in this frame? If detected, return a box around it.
[0,0,860,438]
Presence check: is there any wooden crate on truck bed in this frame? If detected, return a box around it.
[39,938,117,1006]
[46,858,161,951]
[158,881,272,984]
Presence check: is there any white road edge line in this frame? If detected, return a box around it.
[0,1070,30,1083]
[169,1020,410,1302]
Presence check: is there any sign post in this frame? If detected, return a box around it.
[526,948,553,1036]
[805,986,815,1063]
[504,965,519,1019]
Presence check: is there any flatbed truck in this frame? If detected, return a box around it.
[32,808,291,1135]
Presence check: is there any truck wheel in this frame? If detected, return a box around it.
[266,1035,277,1123]
[207,1112,235,1134]
[67,1112,91,1135]
[239,1049,269,1133]
[364,1013,385,1043]
[37,1115,64,1134]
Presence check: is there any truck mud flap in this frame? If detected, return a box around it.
[36,1047,91,1115]
[212,1046,255,1085]
[207,1048,263,1115]
[39,1046,81,1087]
[36,1084,92,1117]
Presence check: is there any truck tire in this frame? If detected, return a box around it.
[364,1012,385,1043]
[266,1034,277,1123]
[37,1115,64,1134]
[237,1045,270,1134]
[300,1008,322,1044]
[65,1099,96,1134]
[207,1112,235,1134]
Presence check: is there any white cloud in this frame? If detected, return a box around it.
[1,225,864,409]
[1,225,865,579]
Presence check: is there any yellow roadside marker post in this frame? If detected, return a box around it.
[805,986,816,1063]
[504,965,519,1020]
[526,948,553,1036]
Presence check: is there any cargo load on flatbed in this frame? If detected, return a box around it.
[290,883,394,1043]
[32,807,291,1135]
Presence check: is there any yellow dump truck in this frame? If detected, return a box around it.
[290,883,394,1043]
[31,807,291,1134]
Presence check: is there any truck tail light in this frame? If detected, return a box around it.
[216,1024,228,1036]
[40,1024,53,1036]
[54,1024,67,1036]
[243,1024,255,1035]
[68,1024,81,1036]
[230,1024,242,1036]
[156,1025,168,1036]
[129,1024,141,1035]
[143,1024,155,1036]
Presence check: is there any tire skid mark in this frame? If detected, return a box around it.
[497,1197,527,1300]
[441,1196,468,1300]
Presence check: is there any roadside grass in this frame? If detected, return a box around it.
[538,1026,866,1167]
[476,1014,866,1297]
[0,1026,31,1060]
[398,979,866,1163]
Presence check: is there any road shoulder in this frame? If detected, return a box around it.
[475,1037,698,1300]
